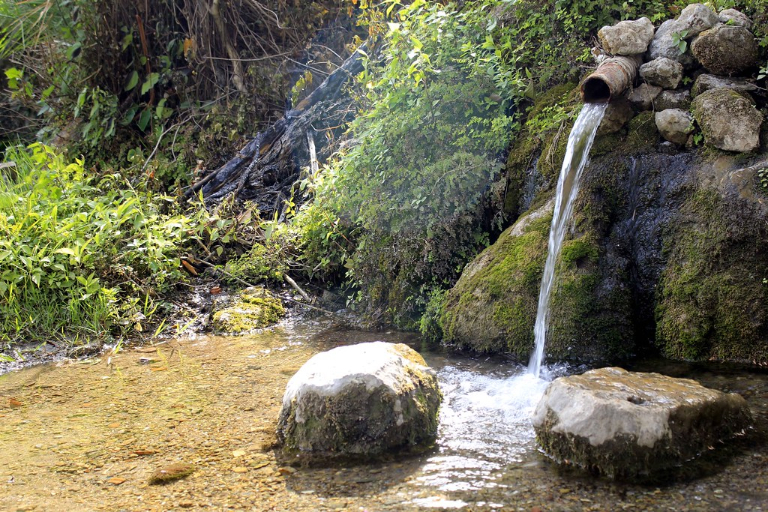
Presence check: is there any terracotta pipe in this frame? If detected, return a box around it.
[581,56,640,103]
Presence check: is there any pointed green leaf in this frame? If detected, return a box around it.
[125,71,139,91]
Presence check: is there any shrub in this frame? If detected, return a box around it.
[0,143,199,345]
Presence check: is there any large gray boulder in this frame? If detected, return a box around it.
[647,19,699,69]
[533,367,752,479]
[691,24,758,75]
[692,88,763,152]
[655,109,694,145]
[598,17,655,56]
[277,342,441,460]
[639,57,684,89]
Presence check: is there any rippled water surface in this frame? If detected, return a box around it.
[1,319,767,511]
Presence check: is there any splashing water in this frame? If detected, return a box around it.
[528,103,608,378]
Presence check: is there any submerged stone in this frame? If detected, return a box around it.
[211,287,285,333]
[276,342,441,461]
[533,367,752,480]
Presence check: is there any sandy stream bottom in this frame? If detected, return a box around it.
[1,319,767,512]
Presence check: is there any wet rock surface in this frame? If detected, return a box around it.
[277,341,441,460]
[597,98,634,134]
[533,367,753,480]
[692,88,763,152]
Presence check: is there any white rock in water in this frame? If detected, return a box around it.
[277,341,441,460]
[533,367,752,479]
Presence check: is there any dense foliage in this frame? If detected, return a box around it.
[3,0,768,348]
[0,144,208,347]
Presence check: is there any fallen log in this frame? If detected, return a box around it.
[186,45,366,218]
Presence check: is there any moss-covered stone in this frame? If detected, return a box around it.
[277,342,441,462]
[211,287,285,333]
[439,202,553,358]
[656,188,768,362]
[503,83,579,217]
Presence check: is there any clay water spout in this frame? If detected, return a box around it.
[581,56,640,103]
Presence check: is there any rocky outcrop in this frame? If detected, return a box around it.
[440,102,768,364]
[439,201,552,357]
[598,17,655,56]
[655,109,694,145]
[277,342,441,460]
[639,57,683,89]
[691,24,759,76]
[211,287,285,333]
[692,88,762,152]
[533,367,752,479]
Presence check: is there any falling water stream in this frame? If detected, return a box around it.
[528,102,608,378]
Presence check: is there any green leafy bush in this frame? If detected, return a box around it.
[0,144,198,345]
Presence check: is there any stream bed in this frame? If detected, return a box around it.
[1,318,767,511]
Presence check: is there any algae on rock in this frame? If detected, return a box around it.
[656,188,768,362]
[211,287,285,333]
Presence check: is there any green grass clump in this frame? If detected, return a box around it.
[0,143,200,347]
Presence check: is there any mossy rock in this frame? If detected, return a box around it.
[503,82,579,218]
[656,187,768,362]
[277,342,441,462]
[439,201,553,357]
[211,287,285,333]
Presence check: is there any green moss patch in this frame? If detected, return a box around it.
[211,287,285,334]
[656,189,768,362]
[439,203,553,358]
